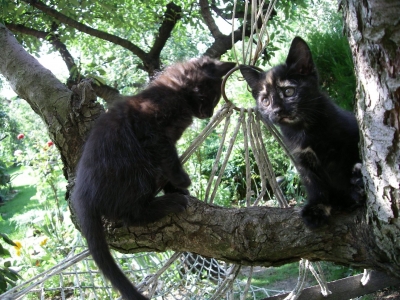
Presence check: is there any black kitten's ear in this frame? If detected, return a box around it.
[214,61,237,77]
[286,37,316,76]
[199,57,236,78]
[239,65,263,90]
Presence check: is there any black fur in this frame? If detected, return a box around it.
[240,37,364,228]
[71,57,235,299]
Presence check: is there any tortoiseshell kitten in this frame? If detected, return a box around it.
[72,57,235,300]
[240,37,364,228]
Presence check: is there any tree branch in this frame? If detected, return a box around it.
[198,0,252,58]
[5,23,76,72]
[100,196,399,278]
[24,0,148,63]
[199,0,224,39]
[90,82,122,104]
[23,0,184,75]
[266,270,400,300]
[5,22,122,95]
[148,2,182,65]
[0,23,102,176]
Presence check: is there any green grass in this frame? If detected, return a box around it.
[0,166,48,240]
[250,263,301,287]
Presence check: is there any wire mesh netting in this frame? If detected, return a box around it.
[1,234,287,300]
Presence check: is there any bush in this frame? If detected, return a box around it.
[307,20,356,111]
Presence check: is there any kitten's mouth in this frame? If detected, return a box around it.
[269,114,298,125]
[278,116,295,124]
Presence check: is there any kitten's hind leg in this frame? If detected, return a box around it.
[138,193,188,224]
[301,203,332,229]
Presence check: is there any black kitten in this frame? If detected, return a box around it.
[71,57,235,300]
[240,37,364,228]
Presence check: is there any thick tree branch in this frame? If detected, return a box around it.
[101,196,399,279]
[5,23,76,72]
[148,2,182,64]
[5,22,123,97]
[203,28,248,58]
[199,0,252,58]
[208,0,274,21]
[199,0,224,39]
[0,23,102,176]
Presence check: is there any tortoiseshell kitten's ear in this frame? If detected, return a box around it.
[286,36,317,77]
[239,65,263,91]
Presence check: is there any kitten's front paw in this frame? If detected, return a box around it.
[163,182,190,195]
[170,171,191,189]
[301,204,331,229]
[163,194,189,214]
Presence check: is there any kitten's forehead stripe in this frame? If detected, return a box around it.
[277,79,295,87]
[260,84,267,95]
[264,71,274,86]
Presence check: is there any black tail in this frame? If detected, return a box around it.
[78,209,148,300]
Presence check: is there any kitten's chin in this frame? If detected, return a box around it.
[196,110,213,119]
[282,117,299,124]
[272,116,299,125]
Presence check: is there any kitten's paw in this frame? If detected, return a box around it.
[139,195,188,224]
[163,182,190,195]
[350,163,365,205]
[163,194,188,213]
[170,171,191,189]
[301,204,331,229]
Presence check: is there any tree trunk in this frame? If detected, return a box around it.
[342,0,400,276]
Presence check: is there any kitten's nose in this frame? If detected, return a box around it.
[272,107,282,116]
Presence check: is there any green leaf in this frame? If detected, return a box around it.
[69,0,80,7]
[88,75,106,86]
[0,278,6,293]
[0,233,16,247]
[4,269,19,281]
[1,247,11,258]
[15,5,25,16]
[98,68,107,75]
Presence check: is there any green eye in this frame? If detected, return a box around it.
[283,87,295,97]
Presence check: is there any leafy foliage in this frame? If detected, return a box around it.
[307,29,356,111]
[0,232,21,293]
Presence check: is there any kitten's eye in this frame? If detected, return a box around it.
[283,87,295,97]
[262,98,270,106]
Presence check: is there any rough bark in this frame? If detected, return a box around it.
[342,0,400,276]
[4,23,77,72]
[106,198,379,270]
[0,24,102,178]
